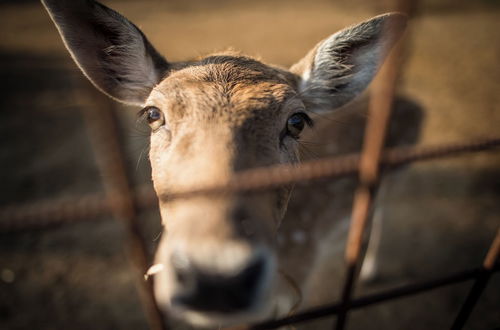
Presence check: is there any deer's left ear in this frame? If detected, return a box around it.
[290,13,407,112]
[41,0,170,106]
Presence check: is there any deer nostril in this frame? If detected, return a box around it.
[171,254,268,313]
[239,256,265,291]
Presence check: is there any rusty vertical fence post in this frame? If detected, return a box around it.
[334,1,415,328]
[334,36,400,330]
[450,229,500,330]
[77,83,168,330]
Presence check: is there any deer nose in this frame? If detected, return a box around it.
[170,253,267,313]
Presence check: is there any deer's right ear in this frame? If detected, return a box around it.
[290,13,406,112]
[41,0,170,106]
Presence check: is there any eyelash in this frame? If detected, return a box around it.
[137,106,154,119]
[279,112,314,145]
[292,112,314,128]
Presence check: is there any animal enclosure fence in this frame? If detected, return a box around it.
[1,4,499,330]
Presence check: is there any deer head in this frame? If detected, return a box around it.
[41,0,405,326]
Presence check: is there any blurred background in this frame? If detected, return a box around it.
[0,0,499,329]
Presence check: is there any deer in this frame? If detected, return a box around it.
[41,0,407,327]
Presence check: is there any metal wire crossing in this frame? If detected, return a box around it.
[1,138,499,232]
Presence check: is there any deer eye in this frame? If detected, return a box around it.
[142,106,165,132]
[286,112,313,139]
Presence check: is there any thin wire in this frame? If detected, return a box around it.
[1,137,499,232]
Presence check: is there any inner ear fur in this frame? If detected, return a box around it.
[41,0,170,105]
[290,13,407,112]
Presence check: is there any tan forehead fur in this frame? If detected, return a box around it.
[149,53,301,124]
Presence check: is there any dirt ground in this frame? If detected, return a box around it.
[0,0,499,329]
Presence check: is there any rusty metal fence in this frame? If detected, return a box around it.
[1,2,499,330]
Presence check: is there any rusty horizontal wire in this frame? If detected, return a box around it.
[0,193,110,231]
[0,186,157,232]
[160,136,500,200]
[0,137,499,232]
[249,263,500,330]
